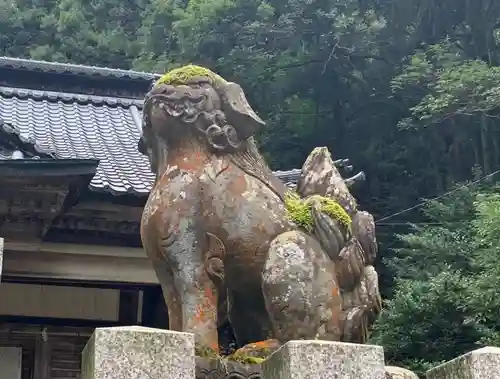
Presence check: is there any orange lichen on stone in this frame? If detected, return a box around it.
[209,341,219,352]
[229,339,281,363]
[332,285,340,297]
[251,340,274,348]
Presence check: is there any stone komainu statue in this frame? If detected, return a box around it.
[138,65,381,356]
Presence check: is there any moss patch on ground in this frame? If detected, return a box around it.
[195,345,220,360]
[284,192,351,231]
[156,64,227,87]
[195,345,264,365]
[226,354,265,365]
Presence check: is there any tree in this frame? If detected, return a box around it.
[372,184,500,375]
[371,270,481,376]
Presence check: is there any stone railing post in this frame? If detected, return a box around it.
[81,326,195,379]
[261,340,385,379]
[427,347,500,379]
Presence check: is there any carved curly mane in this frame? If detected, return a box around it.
[229,137,286,202]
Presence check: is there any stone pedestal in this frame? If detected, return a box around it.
[261,340,385,379]
[81,326,195,379]
[426,347,500,379]
[0,237,3,283]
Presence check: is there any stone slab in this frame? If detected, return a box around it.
[426,347,500,379]
[81,326,195,379]
[261,340,385,379]
[0,237,3,283]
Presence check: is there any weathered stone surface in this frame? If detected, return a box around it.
[385,366,419,379]
[81,326,195,379]
[426,346,500,379]
[262,231,343,342]
[297,147,381,344]
[261,340,385,379]
[297,147,357,215]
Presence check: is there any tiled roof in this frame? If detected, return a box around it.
[0,56,161,81]
[0,86,153,195]
[0,85,301,196]
[0,86,144,107]
[274,169,301,185]
[0,145,25,160]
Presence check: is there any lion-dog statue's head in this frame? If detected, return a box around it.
[138,65,266,175]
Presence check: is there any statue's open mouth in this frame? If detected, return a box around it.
[144,93,206,124]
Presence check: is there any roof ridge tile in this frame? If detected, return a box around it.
[0,86,144,108]
[0,56,161,82]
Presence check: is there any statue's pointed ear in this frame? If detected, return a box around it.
[218,82,266,140]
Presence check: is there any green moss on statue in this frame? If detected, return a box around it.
[317,195,352,227]
[284,192,351,231]
[284,192,314,230]
[156,64,227,87]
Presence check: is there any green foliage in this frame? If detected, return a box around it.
[467,190,500,346]
[394,42,500,129]
[372,184,500,374]
[370,270,481,377]
[386,186,477,281]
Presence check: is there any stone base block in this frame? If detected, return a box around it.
[426,347,500,379]
[261,340,385,379]
[82,326,195,379]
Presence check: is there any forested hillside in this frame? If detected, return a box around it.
[3,0,500,374]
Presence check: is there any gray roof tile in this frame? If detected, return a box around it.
[0,56,161,81]
[0,146,26,160]
[0,87,154,195]
[0,86,144,107]
[0,85,300,196]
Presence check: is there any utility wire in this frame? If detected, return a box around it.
[377,222,462,226]
[375,168,500,224]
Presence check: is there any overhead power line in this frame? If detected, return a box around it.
[375,169,500,224]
